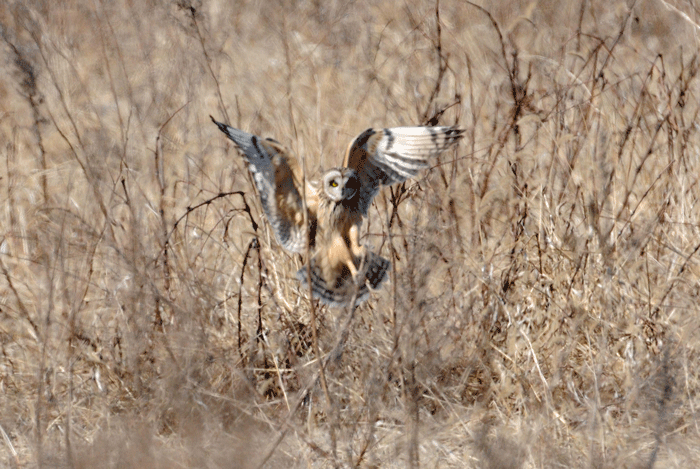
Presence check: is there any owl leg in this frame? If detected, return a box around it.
[347,260,359,278]
[329,234,359,279]
[330,225,364,281]
[348,223,372,281]
[347,224,365,261]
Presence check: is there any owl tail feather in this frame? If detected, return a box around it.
[363,251,390,290]
[296,252,390,307]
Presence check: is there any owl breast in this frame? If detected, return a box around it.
[315,194,361,244]
[330,199,362,235]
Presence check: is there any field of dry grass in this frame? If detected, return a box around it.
[2,0,700,467]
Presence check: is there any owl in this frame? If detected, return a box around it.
[211,116,463,307]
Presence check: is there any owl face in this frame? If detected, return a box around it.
[322,168,359,203]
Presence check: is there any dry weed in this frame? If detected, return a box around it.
[1,0,700,467]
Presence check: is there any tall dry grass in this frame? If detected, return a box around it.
[1,0,700,467]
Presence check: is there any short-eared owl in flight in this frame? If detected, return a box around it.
[211,116,463,307]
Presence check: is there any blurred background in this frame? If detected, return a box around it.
[1,0,700,467]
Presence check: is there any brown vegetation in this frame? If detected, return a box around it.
[1,0,700,467]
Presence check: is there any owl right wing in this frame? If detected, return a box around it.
[211,117,317,253]
[343,126,464,215]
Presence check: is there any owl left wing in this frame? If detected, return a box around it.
[342,126,463,215]
[211,117,316,253]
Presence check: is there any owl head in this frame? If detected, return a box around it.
[322,168,359,203]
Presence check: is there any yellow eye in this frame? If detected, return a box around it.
[331,181,338,187]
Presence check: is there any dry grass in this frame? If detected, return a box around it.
[2,0,700,467]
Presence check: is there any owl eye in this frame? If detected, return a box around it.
[330,181,338,187]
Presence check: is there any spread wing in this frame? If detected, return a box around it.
[211,117,317,253]
[343,126,463,215]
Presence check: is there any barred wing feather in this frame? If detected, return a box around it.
[211,117,315,253]
[343,126,463,215]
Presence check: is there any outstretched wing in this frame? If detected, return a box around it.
[211,117,316,253]
[343,126,463,215]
